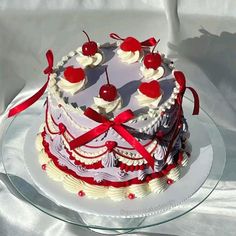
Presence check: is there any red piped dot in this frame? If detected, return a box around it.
[58,104,62,108]
[146,176,151,182]
[78,190,85,197]
[41,164,47,171]
[128,193,135,200]
[58,123,66,134]
[105,141,117,152]
[125,165,130,172]
[130,166,135,172]
[178,124,182,129]
[120,163,125,170]
[156,130,164,139]
[140,165,145,170]
[161,111,165,116]
[167,178,174,185]
[135,165,140,171]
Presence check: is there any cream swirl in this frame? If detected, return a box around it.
[35,134,43,151]
[128,183,149,198]
[117,49,141,64]
[181,152,189,167]
[101,152,117,168]
[140,65,165,80]
[116,170,128,180]
[107,186,126,201]
[93,95,122,113]
[83,182,107,199]
[46,161,67,181]
[167,166,180,181]
[57,76,87,95]
[148,177,167,193]
[63,175,82,193]
[38,149,51,165]
[76,47,103,68]
[137,169,147,181]
[135,89,163,108]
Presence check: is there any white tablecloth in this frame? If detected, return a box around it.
[0,0,236,235]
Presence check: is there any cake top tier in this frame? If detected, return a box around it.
[51,32,178,117]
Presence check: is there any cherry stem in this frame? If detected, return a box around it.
[151,39,160,53]
[105,67,110,85]
[83,30,90,42]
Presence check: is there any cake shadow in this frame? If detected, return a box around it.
[179,134,209,180]
[85,64,107,88]
[101,45,116,64]
[1,173,85,223]
[118,80,140,107]
[159,78,176,105]
[168,28,236,115]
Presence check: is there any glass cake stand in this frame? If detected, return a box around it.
[0,96,226,234]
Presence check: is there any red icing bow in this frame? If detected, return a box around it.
[69,107,155,169]
[8,50,54,118]
[110,33,157,52]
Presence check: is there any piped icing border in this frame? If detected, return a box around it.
[36,130,190,201]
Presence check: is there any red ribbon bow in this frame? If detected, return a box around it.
[109,33,157,47]
[8,50,54,118]
[69,108,155,169]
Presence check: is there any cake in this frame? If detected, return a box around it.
[33,32,199,201]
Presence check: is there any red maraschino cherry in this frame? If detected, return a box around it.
[143,40,161,70]
[82,30,98,56]
[99,67,118,102]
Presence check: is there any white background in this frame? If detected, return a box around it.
[0,0,236,235]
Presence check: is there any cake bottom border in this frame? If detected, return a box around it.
[35,131,190,201]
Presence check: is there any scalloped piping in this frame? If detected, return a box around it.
[45,110,159,166]
[36,135,190,201]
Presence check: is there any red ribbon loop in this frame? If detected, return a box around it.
[173,70,200,115]
[8,49,54,118]
[109,33,125,41]
[114,109,134,124]
[69,108,155,169]
[173,70,186,94]
[141,37,158,47]
[186,86,200,115]
[43,50,54,75]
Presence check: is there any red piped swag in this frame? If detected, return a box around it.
[8,50,54,118]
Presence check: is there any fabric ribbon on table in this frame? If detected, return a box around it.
[69,107,155,169]
[109,33,158,47]
[7,50,54,118]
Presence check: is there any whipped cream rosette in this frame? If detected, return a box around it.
[116,36,142,64]
[136,80,163,108]
[93,95,122,113]
[76,46,103,68]
[94,67,122,113]
[140,64,165,80]
[140,47,165,80]
[110,33,157,64]
[57,66,87,95]
[75,31,103,68]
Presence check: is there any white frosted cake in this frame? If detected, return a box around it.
[35,32,198,201]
